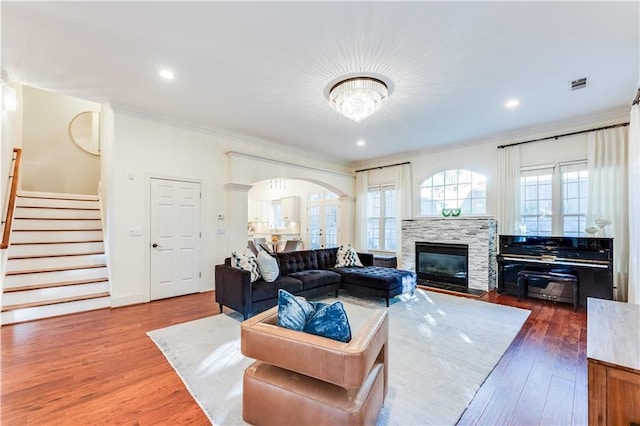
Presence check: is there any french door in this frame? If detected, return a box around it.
[150,178,201,300]
[307,201,340,249]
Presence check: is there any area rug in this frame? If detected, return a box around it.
[148,289,530,425]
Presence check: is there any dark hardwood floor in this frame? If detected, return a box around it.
[1,290,587,425]
[459,290,587,425]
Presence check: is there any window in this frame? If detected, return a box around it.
[367,185,396,252]
[519,162,588,236]
[561,164,589,237]
[520,167,554,235]
[419,169,487,216]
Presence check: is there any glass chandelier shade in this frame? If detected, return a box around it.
[329,77,388,122]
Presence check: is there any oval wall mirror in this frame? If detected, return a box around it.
[69,111,101,156]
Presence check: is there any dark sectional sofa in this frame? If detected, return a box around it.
[215,247,417,319]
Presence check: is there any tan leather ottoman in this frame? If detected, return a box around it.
[243,360,385,426]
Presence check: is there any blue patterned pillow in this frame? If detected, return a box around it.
[277,289,315,331]
[303,301,352,343]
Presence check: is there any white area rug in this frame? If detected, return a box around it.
[148,289,530,425]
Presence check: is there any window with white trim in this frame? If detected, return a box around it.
[367,185,396,252]
[519,161,588,236]
[419,169,487,216]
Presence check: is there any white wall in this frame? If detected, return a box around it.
[354,109,627,226]
[21,86,100,194]
[107,111,355,306]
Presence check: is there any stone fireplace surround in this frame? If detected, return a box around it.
[401,217,497,292]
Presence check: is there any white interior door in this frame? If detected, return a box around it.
[307,201,340,249]
[150,178,201,300]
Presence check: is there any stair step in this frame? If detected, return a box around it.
[6,263,106,276]
[12,218,102,231]
[1,295,110,324]
[10,230,103,244]
[3,292,109,311]
[14,206,101,219]
[7,241,105,257]
[16,197,99,210]
[4,278,109,293]
[4,267,108,288]
[18,191,99,201]
[2,281,109,309]
[9,251,105,260]
[7,254,106,273]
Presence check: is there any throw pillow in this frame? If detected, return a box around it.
[256,250,279,282]
[304,301,352,343]
[231,249,261,282]
[335,244,363,267]
[277,289,315,331]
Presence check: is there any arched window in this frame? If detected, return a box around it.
[419,169,487,216]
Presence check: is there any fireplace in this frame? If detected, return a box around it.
[402,218,497,293]
[415,242,468,288]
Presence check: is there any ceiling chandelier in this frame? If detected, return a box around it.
[329,77,388,122]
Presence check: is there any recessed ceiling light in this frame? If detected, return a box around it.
[357,140,366,147]
[505,99,519,108]
[159,69,174,80]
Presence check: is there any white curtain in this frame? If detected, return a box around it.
[497,145,521,235]
[587,127,629,301]
[628,101,640,304]
[394,163,412,266]
[354,170,369,252]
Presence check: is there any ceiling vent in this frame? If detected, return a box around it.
[571,77,587,90]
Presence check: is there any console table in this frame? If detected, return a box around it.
[587,298,640,425]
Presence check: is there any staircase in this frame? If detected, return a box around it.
[2,191,110,324]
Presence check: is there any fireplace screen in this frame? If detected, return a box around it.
[416,242,468,286]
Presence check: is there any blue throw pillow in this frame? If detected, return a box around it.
[277,289,315,331]
[303,301,352,343]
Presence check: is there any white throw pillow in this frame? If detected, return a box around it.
[336,244,363,267]
[256,250,279,283]
[231,249,261,282]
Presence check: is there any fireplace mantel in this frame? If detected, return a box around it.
[401,217,497,292]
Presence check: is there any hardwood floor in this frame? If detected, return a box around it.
[1,292,217,425]
[459,291,588,425]
[1,290,587,425]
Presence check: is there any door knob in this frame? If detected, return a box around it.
[152,243,161,248]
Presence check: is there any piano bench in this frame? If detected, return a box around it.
[517,270,579,312]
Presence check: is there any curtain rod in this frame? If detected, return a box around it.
[497,122,629,149]
[355,161,410,173]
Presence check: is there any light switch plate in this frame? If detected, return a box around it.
[128,227,143,236]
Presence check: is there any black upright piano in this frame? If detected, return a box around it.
[497,235,613,307]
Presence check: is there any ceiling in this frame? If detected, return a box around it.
[2,1,638,163]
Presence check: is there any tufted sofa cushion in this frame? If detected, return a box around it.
[277,250,319,275]
[288,270,343,290]
[314,247,339,269]
[334,266,417,293]
[251,276,304,302]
